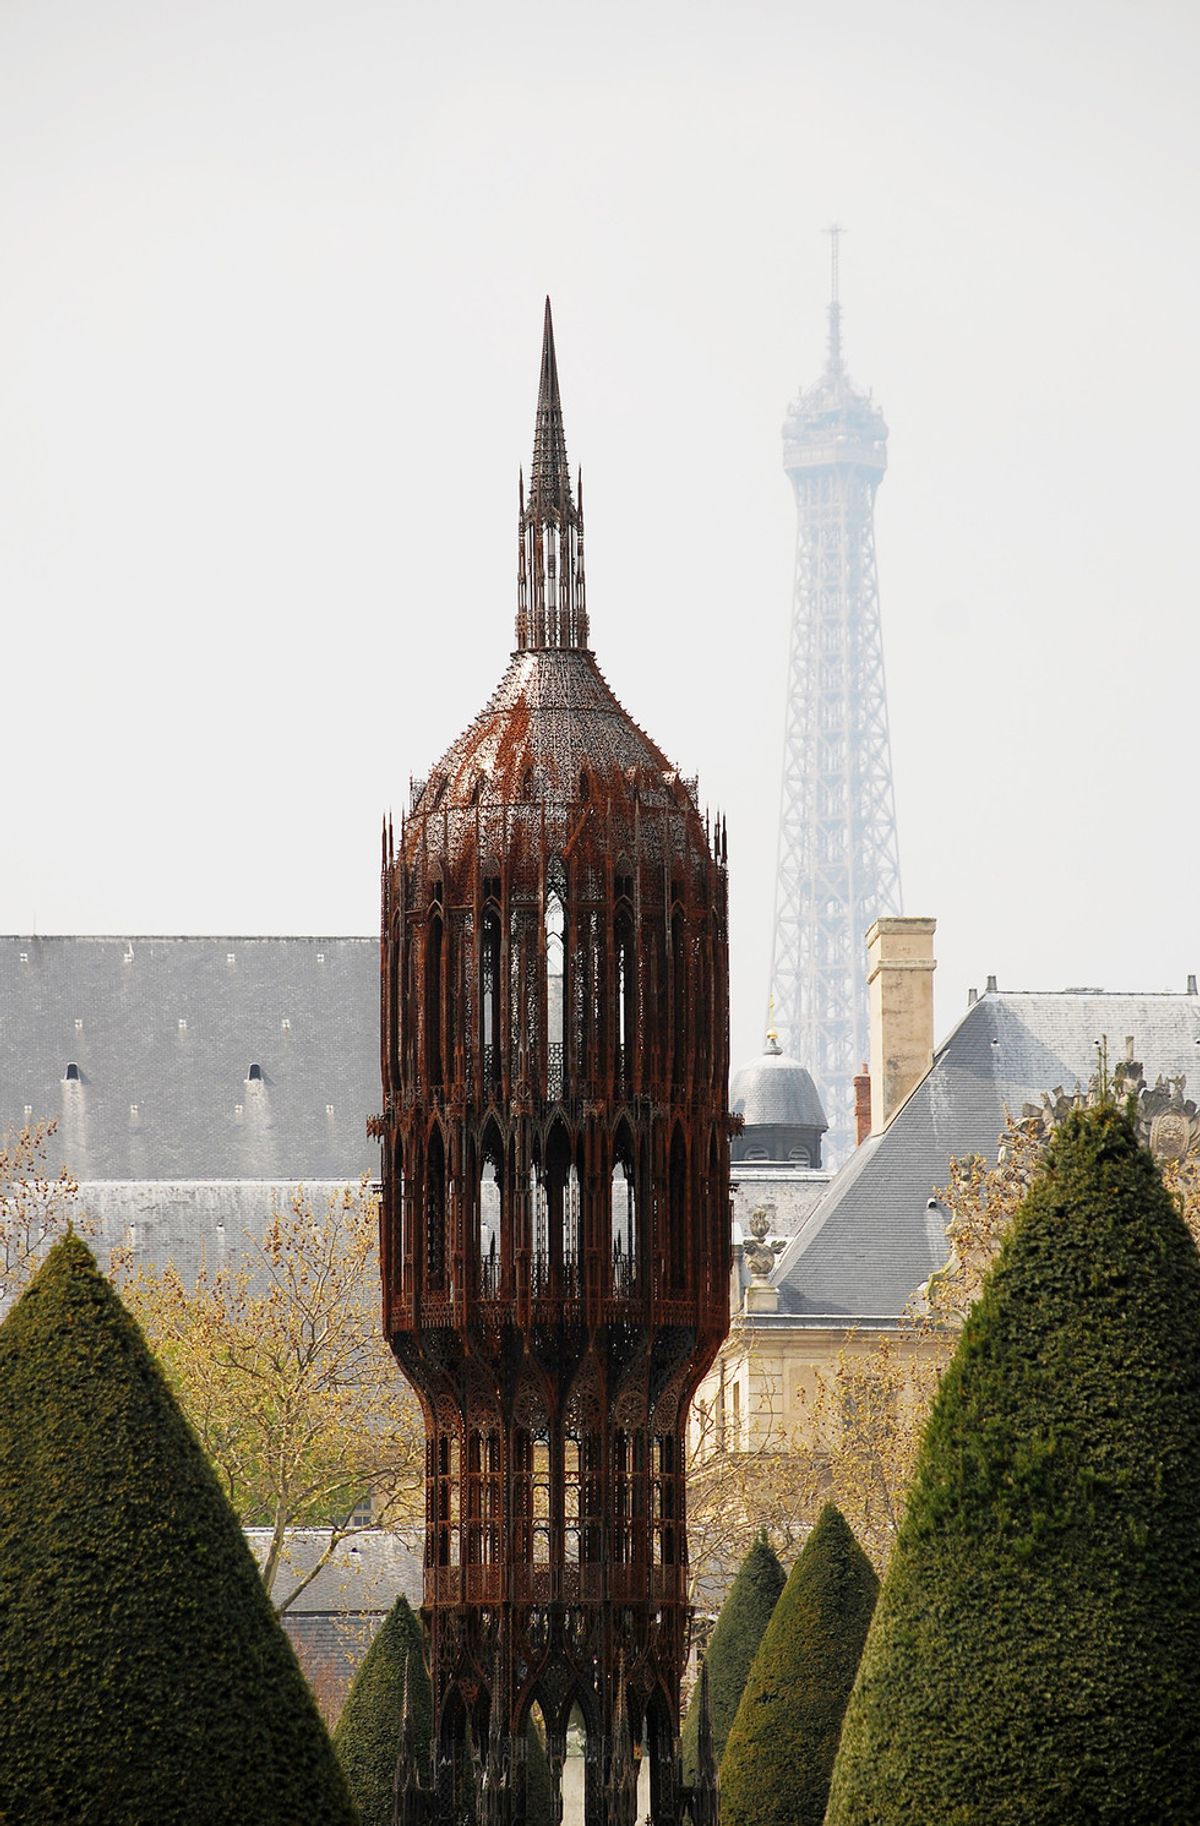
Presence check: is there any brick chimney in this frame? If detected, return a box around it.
[853,1066,871,1146]
[867,917,937,1134]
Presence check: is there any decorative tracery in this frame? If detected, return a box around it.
[379,303,729,1826]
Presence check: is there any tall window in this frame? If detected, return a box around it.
[612,1430,632,1565]
[434,1431,459,1568]
[564,1436,581,1564]
[532,1435,551,1565]
[668,1127,687,1291]
[479,1159,501,1295]
[465,1429,501,1568]
[671,908,686,1089]
[615,910,634,1088]
[426,911,444,1085]
[531,1166,548,1296]
[481,908,500,1088]
[392,1137,405,1288]
[427,1127,446,1290]
[563,1164,581,1296]
[611,1136,637,1295]
[545,884,565,1099]
[653,1434,677,1567]
[580,1432,603,1564]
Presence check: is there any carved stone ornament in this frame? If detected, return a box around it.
[1151,1108,1194,1162]
[743,1205,785,1284]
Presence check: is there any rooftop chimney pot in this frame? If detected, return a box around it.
[853,1067,871,1147]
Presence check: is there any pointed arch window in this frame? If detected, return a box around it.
[426,911,445,1086]
[479,1158,501,1296]
[611,1127,637,1297]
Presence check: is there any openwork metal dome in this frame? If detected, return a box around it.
[378,302,731,1826]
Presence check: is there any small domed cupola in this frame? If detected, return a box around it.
[731,1030,828,1167]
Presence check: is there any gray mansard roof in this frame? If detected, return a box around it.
[0,936,379,1181]
[771,987,1200,1321]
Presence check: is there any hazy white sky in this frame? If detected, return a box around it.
[2,0,1197,1077]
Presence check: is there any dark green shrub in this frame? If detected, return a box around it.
[827,1106,1200,1825]
[335,1594,431,1826]
[720,1504,877,1826]
[0,1235,355,1825]
[681,1533,785,1781]
[334,1593,555,1826]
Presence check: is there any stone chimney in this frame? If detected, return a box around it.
[867,917,937,1134]
[853,1066,871,1146]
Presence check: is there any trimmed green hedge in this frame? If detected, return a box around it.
[335,1594,431,1826]
[681,1533,785,1781]
[0,1235,355,1825]
[720,1504,877,1826]
[827,1106,1200,1825]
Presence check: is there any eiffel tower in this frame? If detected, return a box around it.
[767,231,903,1164]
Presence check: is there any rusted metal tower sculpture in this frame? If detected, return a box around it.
[379,302,731,1826]
[766,229,902,1164]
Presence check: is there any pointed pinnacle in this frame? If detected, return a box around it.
[529,296,573,516]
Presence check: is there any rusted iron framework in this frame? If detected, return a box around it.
[379,303,731,1826]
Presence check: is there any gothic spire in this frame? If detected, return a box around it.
[529,296,573,517]
[516,297,589,652]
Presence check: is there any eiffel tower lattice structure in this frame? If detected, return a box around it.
[767,230,903,1164]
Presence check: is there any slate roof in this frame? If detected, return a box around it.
[0,936,379,1181]
[771,988,1200,1320]
[76,1181,364,1287]
[244,1526,422,1615]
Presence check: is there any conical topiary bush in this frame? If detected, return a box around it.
[0,1235,355,1824]
[719,1504,877,1826]
[335,1593,432,1826]
[827,1106,1200,1825]
[681,1532,786,1781]
[334,1593,557,1826]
